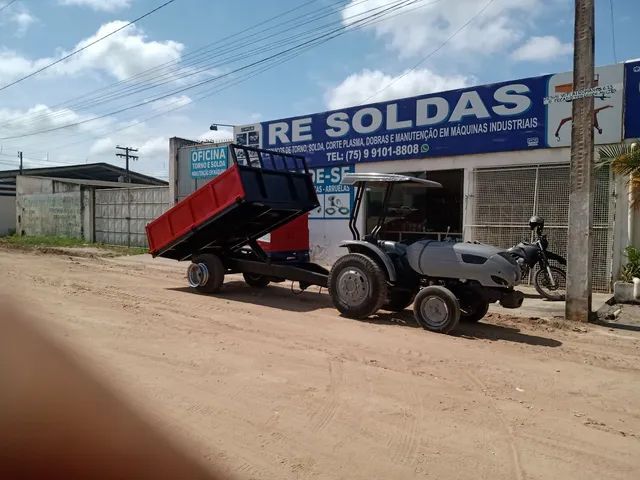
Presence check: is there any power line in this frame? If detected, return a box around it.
[0,0,178,92]
[0,0,372,129]
[0,0,17,13]
[363,0,496,104]
[3,0,430,137]
[14,0,438,156]
[0,0,18,13]
[609,0,618,63]
[0,0,419,140]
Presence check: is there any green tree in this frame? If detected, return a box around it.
[597,141,640,206]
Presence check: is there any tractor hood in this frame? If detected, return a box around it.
[405,240,520,288]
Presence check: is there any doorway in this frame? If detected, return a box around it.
[365,169,464,243]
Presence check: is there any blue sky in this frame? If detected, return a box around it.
[0,0,637,178]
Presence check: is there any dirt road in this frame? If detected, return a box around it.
[2,248,639,479]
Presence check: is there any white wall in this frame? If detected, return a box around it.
[0,197,15,235]
[309,219,351,267]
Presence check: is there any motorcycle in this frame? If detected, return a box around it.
[508,216,567,301]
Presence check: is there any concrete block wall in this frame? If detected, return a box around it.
[17,191,84,238]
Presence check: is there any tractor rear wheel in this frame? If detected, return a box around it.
[328,253,388,319]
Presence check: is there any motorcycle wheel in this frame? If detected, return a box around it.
[534,266,566,301]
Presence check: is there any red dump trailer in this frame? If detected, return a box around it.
[146,144,328,292]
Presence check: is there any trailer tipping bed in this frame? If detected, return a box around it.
[146,144,319,261]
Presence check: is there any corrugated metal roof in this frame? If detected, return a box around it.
[0,162,167,186]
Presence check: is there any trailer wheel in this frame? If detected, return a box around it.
[328,253,388,319]
[413,286,460,334]
[383,289,416,312]
[243,273,270,288]
[189,254,224,293]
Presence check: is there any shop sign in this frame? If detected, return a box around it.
[235,64,625,167]
[309,165,354,220]
[625,60,640,139]
[190,145,229,179]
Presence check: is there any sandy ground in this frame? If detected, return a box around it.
[1,248,639,480]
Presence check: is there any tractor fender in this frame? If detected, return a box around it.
[339,240,397,282]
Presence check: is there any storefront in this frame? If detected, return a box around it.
[227,61,640,292]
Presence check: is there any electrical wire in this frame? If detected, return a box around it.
[0,0,347,129]
[362,0,496,103]
[5,0,435,133]
[19,0,439,156]
[609,0,618,63]
[0,0,378,130]
[0,0,178,92]
[0,0,420,140]
[0,0,17,13]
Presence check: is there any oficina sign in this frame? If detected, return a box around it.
[235,64,624,168]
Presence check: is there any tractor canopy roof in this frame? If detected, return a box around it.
[340,172,442,189]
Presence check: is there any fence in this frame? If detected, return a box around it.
[465,164,614,292]
[95,186,170,247]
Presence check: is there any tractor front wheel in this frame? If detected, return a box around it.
[413,286,460,334]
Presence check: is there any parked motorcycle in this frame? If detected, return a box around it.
[508,216,567,301]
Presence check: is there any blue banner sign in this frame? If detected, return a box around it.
[309,165,354,220]
[625,61,640,139]
[236,65,624,168]
[190,145,229,179]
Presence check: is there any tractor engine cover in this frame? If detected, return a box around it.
[405,241,520,288]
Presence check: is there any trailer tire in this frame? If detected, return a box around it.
[413,286,460,334]
[328,253,388,319]
[190,253,224,293]
[243,273,270,288]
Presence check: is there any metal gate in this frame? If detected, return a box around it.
[465,164,614,292]
[95,186,170,247]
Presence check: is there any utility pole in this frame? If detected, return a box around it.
[566,0,595,322]
[115,145,138,183]
[18,151,23,174]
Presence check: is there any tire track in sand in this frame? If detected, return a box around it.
[465,370,525,480]
[310,358,345,433]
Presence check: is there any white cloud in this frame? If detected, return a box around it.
[138,136,167,159]
[0,104,111,136]
[0,21,183,83]
[59,0,132,12]
[325,68,471,109]
[342,0,546,58]
[0,4,37,36]
[11,9,36,36]
[511,35,572,61]
[150,95,192,112]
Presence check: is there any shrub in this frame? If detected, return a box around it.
[620,245,640,282]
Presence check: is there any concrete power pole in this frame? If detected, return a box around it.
[18,151,23,174]
[566,0,595,322]
[115,145,138,183]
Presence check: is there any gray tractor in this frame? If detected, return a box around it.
[327,173,524,334]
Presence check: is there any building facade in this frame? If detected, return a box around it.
[168,61,640,292]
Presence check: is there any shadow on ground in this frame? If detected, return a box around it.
[365,310,562,347]
[167,281,334,313]
[168,282,563,346]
